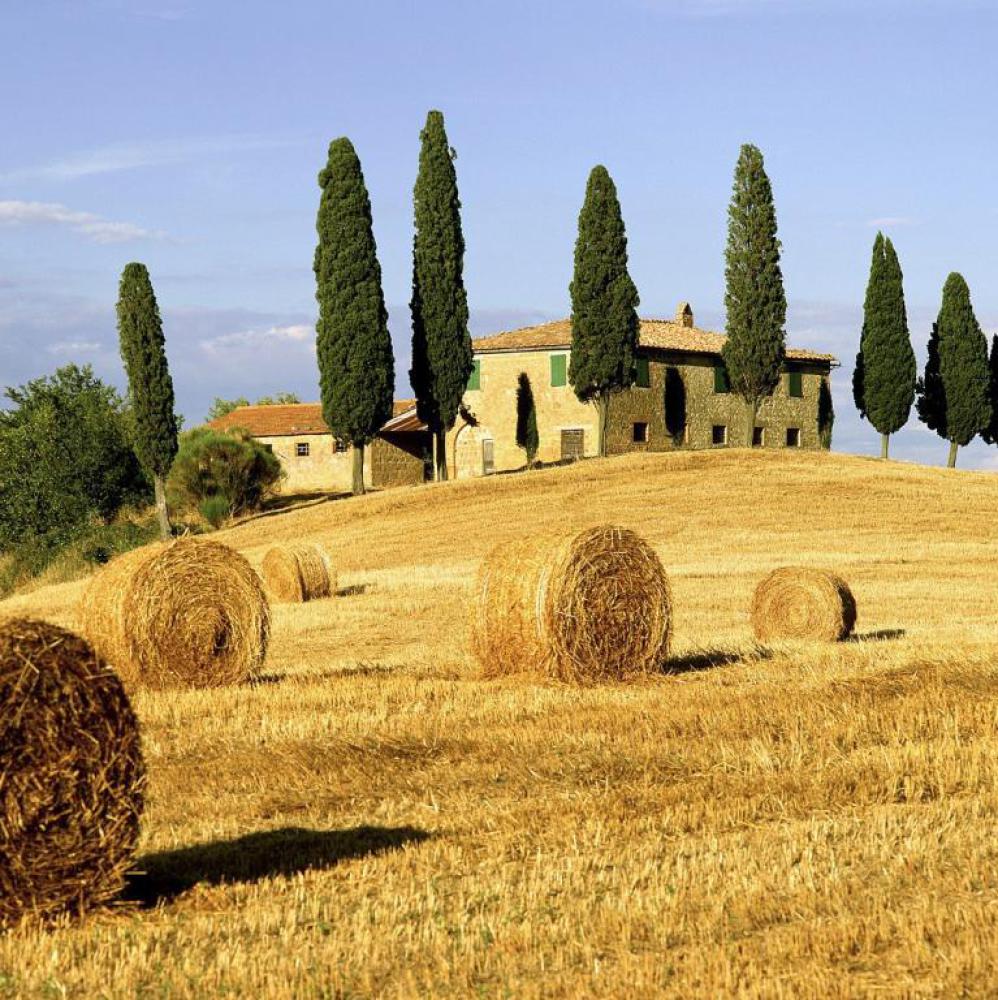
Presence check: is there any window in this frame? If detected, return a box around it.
[635,357,650,388]
[786,427,801,448]
[753,426,765,447]
[263,443,274,453]
[550,354,567,387]
[468,358,481,391]
[633,422,649,443]
[714,363,731,394]
[712,425,727,446]
[334,439,348,453]
[788,370,803,398]
[296,442,310,457]
[482,439,495,475]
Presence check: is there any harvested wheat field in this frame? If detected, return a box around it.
[1,449,997,998]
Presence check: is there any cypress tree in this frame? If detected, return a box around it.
[981,335,998,447]
[116,263,178,538]
[409,110,472,481]
[855,234,916,459]
[314,137,395,496]
[721,144,787,447]
[917,273,991,467]
[515,372,539,468]
[818,377,835,450]
[568,165,640,457]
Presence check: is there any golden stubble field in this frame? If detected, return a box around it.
[2,449,997,998]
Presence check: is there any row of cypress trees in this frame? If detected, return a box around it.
[852,236,997,467]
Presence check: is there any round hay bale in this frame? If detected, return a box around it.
[261,543,335,603]
[0,618,144,927]
[751,567,857,643]
[471,525,672,683]
[80,538,270,689]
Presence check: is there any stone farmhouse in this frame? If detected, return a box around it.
[210,302,836,493]
[447,303,837,479]
[208,400,431,494]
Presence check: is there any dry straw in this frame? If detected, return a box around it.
[751,566,857,642]
[261,543,335,603]
[471,525,672,683]
[80,538,270,689]
[0,618,145,927]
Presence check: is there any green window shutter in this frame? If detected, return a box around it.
[468,358,481,391]
[635,356,650,388]
[714,363,730,394]
[788,370,803,398]
[550,354,567,387]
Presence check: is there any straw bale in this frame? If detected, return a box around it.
[751,566,857,643]
[0,618,144,927]
[471,525,671,683]
[261,544,335,603]
[80,538,270,689]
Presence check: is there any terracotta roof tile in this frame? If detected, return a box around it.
[208,400,423,438]
[472,318,837,364]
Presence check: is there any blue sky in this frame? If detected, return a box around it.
[1,0,997,469]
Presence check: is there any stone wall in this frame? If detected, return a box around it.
[258,434,357,493]
[371,433,430,488]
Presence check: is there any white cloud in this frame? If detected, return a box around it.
[199,324,314,355]
[0,200,160,244]
[867,216,915,228]
[2,134,292,183]
[46,340,103,356]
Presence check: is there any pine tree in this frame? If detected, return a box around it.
[916,273,991,467]
[516,372,539,467]
[854,234,916,459]
[721,144,787,447]
[982,335,998,447]
[568,165,640,457]
[409,110,472,481]
[314,137,395,496]
[116,263,178,538]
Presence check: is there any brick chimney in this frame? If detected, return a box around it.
[676,302,694,328]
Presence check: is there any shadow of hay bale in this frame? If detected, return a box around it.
[125,825,430,906]
[847,629,907,643]
[336,583,370,597]
[664,646,771,675]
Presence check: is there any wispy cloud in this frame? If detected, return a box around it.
[867,216,915,228]
[46,339,103,356]
[0,200,161,244]
[1,134,293,183]
[199,324,314,355]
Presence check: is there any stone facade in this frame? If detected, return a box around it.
[370,432,431,488]
[448,345,834,479]
[256,434,366,494]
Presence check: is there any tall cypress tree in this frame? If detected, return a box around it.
[516,372,539,467]
[721,144,787,447]
[981,335,998,447]
[314,137,395,496]
[569,165,640,457]
[409,110,472,481]
[116,263,178,538]
[854,234,916,459]
[916,273,991,467]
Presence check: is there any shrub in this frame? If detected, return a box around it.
[199,495,231,530]
[167,427,283,522]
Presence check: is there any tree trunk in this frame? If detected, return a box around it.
[880,433,890,460]
[435,428,448,481]
[351,443,366,496]
[153,473,171,540]
[596,396,610,457]
[745,398,757,447]
[947,440,959,468]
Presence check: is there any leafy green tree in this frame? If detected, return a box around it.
[982,335,998,447]
[568,165,640,457]
[167,427,282,525]
[0,364,148,551]
[721,144,787,446]
[314,137,395,496]
[116,263,179,537]
[410,110,472,481]
[207,397,251,422]
[916,273,991,467]
[254,392,301,406]
[854,234,916,458]
[515,373,539,467]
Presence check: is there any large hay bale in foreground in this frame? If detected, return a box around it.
[261,543,335,603]
[80,538,270,689]
[0,618,145,927]
[751,567,857,642]
[471,525,672,683]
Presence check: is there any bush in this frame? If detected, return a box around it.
[167,427,283,523]
[199,495,231,530]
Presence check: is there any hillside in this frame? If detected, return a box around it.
[2,450,997,997]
